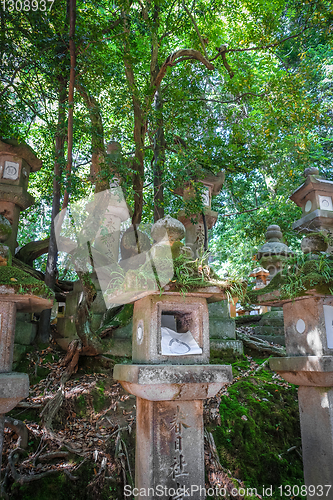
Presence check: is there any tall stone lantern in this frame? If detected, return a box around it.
[256,291,333,496]
[113,216,233,499]
[0,139,42,254]
[255,202,333,494]
[176,171,225,258]
[290,167,333,254]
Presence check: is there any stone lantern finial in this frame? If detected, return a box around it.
[304,167,320,178]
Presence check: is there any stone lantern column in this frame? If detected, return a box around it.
[256,225,293,280]
[113,217,233,499]
[0,156,53,470]
[254,226,293,345]
[267,294,333,498]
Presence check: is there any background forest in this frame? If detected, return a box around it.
[1,0,332,282]
[1,1,333,498]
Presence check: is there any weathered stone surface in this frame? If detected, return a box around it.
[282,295,333,356]
[151,215,185,244]
[0,372,29,412]
[14,319,37,345]
[120,226,151,259]
[270,355,333,386]
[210,339,244,354]
[290,169,333,235]
[0,215,12,243]
[135,398,205,499]
[257,225,293,278]
[0,301,16,372]
[298,386,333,491]
[13,344,28,365]
[254,309,285,344]
[208,301,236,340]
[114,364,232,401]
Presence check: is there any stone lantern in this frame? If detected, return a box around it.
[113,217,233,499]
[254,226,293,345]
[257,225,293,280]
[176,171,225,258]
[257,292,333,492]
[249,267,270,290]
[290,167,333,254]
[0,139,42,254]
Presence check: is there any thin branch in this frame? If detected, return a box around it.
[221,206,265,217]
[153,49,214,93]
[210,25,310,62]
[0,62,27,97]
[188,92,266,104]
[182,1,208,58]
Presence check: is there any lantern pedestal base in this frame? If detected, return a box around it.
[115,363,232,499]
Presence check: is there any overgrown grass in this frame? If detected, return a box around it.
[247,253,333,303]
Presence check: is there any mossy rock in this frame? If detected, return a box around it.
[0,266,54,298]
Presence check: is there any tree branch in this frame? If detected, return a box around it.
[188,92,265,104]
[153,49,214,93]
[210,25,310,62]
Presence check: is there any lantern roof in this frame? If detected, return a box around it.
[0,138,42,172]
[174,169,225,197]
[290,167,333,207]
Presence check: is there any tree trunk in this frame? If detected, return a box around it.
[153,87,165,222]
[75,82,108,193]
[62,0,76,212]
[38,78,67,343]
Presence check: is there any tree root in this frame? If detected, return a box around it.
[236,331,286,357]
[41,340,83,430]
[4,417,28,449]
[7,448,78,485]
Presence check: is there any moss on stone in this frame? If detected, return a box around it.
[0,266,54,298]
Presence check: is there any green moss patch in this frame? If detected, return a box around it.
[214,359,303,495]
[0,266,54,298]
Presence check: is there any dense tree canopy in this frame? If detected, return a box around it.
[0,0,332,277]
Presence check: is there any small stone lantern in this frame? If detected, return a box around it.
[257,225,293,279]
[249,267,270,290]
[0,139,42,254]
[290,167,333,254]
[176,171,225,257]
[113,216,232,498]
